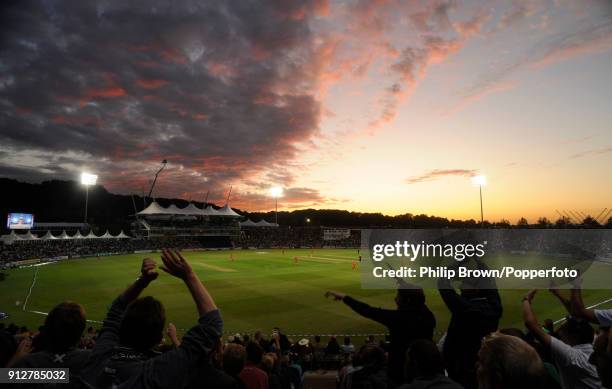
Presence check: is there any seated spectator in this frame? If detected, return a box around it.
[341,336,355,354]
[326,336,341,355]
[81,249,222,388]
[187,337,241,389]
[261,352,282,389]
[476,333,548,389]
[0,329,18,367]
[340,345,392,389]
[12,301,90,381]
[240,341,268,389]
[326,286,435,385]
[590,326,611,389]
[223,343,247,385]
[400,339,463,389]
[280,353,302,389]
[253,330,269,351]
[272,327,291,352]
[365,335,377,346]
[338,353,356,385]
[293,338,314,368]
[523,289,601,389]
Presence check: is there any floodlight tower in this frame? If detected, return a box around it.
[471,175,486,226]
[147,159,167,205]
[81,172,98,223]
[270,186,283,225]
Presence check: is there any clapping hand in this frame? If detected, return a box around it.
[141,258,159,284]
[160,249,194,280]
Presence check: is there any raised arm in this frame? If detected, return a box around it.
[522,289,551,347]
[549,285,571,313]
[569,285,598,324]
[325,291,394,326]
[160,249,217,315]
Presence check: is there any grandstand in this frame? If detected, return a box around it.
[131,201,241,238]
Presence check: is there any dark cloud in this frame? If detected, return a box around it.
[406,169,478,184]
[0,0,324,203]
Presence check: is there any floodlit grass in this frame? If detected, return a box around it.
[1,248,610,338]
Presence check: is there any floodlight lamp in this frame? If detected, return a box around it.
[471,174,486,187]
[270,186,283,198]
[81,172,98,186]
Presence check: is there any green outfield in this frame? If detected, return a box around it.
[1,249,611,339]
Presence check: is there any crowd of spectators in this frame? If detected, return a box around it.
[0,236,226,264]
[0,226,359,265]
[1,251,611,389]
[237,228,360,249]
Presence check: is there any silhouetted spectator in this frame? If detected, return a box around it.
[326,336,341,355]
[476,333,548,389]
[240,341,268,389]
[590,326,612,389]
[187,337,241,389]
[326,287,435,385]
[224,343,247,384]
[261,353,282,389]
[0,329,18,367]
[12,301,89,382]
[341,336,355,354]
[438,260,502,389]
[81,250,222,388]
[400,339,463,389]
[340,345,392,389]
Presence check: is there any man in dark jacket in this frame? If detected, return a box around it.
[325,287,436,385]
[81,249,222,389]
[437,259,502,389]
[12,301,90,384]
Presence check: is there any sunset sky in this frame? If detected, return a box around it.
[1,0,611,222]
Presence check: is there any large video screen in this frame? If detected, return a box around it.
[6,213,35,229]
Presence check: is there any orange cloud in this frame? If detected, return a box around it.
[136,79,168,89]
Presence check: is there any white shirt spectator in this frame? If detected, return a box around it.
[549,337,601,389]
[594,309,612,326]
[340,344,355,354]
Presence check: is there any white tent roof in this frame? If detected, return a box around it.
[240,219,257,227]
[100,230,114,238]
[85,231,99,239]
[203,205,219,216]
[137,201,237,217]
[58,230,72,239]
[72,231,85,239]
[137,201,174,215]
[216,204,241,217]
[116,230,131,239]
[40,231,58,240]
[22,231,40,240]
[167,204,182,214]
[254,220,274,227]
[181,203,204,216]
